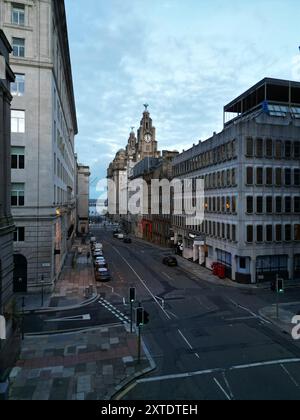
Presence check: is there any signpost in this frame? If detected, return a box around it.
[129,287,136,333]
[276,275,285,319]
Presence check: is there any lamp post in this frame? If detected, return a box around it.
[41,275,44,307]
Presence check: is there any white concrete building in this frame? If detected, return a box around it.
[0,0,78,293]
[172,78,300,284]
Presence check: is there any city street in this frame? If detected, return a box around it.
[54,226,299,400]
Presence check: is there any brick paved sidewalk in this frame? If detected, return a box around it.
[17,239,97,312]
[9,325,154,400]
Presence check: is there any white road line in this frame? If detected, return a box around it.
[222,372,234,400]
[225,316,256,322]
[111,245,171,320]
[162,272,173,281]
[280,364,300,388]
[214,378,231,400]
[178,329,193,350]
[137,358,300,384]
[228,298,271,325]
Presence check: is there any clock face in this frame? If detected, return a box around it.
[144,133,152,143]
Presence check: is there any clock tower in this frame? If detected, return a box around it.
[137,105,160,161]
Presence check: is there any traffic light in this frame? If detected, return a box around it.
[136,307,144,327]
[129,287,136,303]
[277,278,284,294]
[143,310,150,325]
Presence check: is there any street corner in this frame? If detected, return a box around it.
[7,323,155,400]
[259,302,300,336]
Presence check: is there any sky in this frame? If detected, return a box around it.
[65,0,300,198]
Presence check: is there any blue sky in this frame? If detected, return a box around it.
[65,0,300,198]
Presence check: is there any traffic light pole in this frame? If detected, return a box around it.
[130,301,133,333]
[138,325,141,364]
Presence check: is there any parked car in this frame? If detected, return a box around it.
[93,252,103,259]
[123,237,132,244]
[90,237,96,244]
[95,261,108,269]
[116,233,124,240]
[162,256,178,267]
[95,268,111,282]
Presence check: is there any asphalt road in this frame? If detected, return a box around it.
[25,226,300,400]
[94,228,300,400]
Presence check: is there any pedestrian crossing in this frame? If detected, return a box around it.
[98,297,130,325]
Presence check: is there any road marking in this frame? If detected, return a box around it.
[280,364,300,388]
[137,358,300,384]
[178,329,200,360]
[228,298,271,325]
[111,245,171,320]
[162,272,173,281]
[214,377,231,400]
[222,372,234,399]
[178,329,193,350]
[225,316,256,322]
[98,299,130,324]
[45,314,91,323]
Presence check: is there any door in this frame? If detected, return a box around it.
[13,254,27,293]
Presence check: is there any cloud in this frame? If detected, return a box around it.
[65,0,300,197]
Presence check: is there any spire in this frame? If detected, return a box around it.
[143,103,149,113]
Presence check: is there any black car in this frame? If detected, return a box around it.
[95,268,111,282]
[123,237,132,244]
[162,256,178,267]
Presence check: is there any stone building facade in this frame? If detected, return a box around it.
[172,78,300,284]
[0,29,19,378]
[76,164,90,235]
[0,0,78,293]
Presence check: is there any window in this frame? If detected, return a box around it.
[11,183,24,206]
[276,225,282,242]
[247,197,253,214]
[295,142,300,159]
[285,225,292,242]
[247,226,253,243]
[285,168,292,186]
[295,197,300,213]
[276,197,282,213]
[266,225,273,242]
[257,196,263,213]
[13,227,25,242]
[285,197,292,213]
[11,146,25,169]
[257,225,263,243]
[246,137,254,157]
[226,170,231,186]
[11,110,25,133]
[12,37,25,57]
[275,168,282,186]
[265,139,273,158]
[294,169,300,186]
[232,196,237,213]
[256,138,263,158]
[232,225,236,242]
[295,225,300,242]
[285,141,292,159]
[12,4,25,26]
[231,168,236,186]
[226,224,231,240]
[246,167,253,185]
[266,196,273,213]
[11,74,25,96]
[266,168,273,186]
[275,141,282,159]
[240,257,246,269]
[256,167,263,185]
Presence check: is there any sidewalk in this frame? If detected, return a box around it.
[259,302,300,335]
[17,239,97,312]
[131,236,260,290]
[9,325,155,400]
